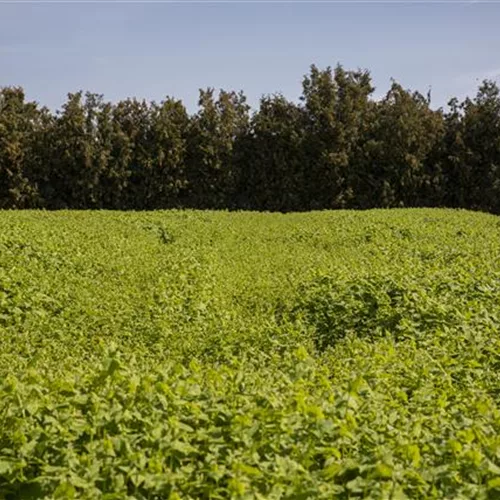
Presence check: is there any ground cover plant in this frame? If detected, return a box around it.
[1,208,500,499]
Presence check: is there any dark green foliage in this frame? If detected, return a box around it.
[45,92,102,208]
[1,65,500,212]
[185,89,250,209]
[301,65,374,209]
[111,97,154,210]
[132,98,190,210]
[0,88,49,208]
[351,83,444,209]
[441,82,500,212]
[237,94,307,211]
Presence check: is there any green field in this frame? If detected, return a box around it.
[1,209,500,499]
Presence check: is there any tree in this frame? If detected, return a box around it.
[237,94,306,211]
[353,82,444,208]
[110,98,153,209]
[0,87,47,208]
[441,81,500,213]
[185,89,250,208]
[301,64,374,209]
[44,92,103,208]
[145,98,190,208]
[0,66,498,213]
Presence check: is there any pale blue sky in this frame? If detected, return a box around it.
[1,1,499,112]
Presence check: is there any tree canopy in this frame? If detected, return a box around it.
[1,65,499,213]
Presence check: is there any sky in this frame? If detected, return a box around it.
[1,1,499,113]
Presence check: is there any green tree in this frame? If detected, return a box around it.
[301,65,374,209]
[353,82,444,208]
[46,92,104,208]
[111,98,153,209]
[237,94,306,211]
[0,87,49,208]
[186,89,250,208]
[145,98,190,208]
[442,81,500,212]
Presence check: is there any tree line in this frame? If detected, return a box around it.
[1,64,499,213]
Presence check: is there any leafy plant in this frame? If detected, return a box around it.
[0,209,499,498]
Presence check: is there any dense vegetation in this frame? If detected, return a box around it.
[1,65,500,213]
[1,209,500,498]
